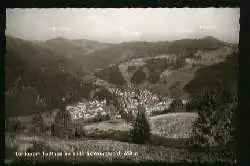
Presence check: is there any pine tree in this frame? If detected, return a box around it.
[32,113,46,135]
[50,123,56,137]
[53,110,71,138]
[74,123,85,138]
[130,103,151,144]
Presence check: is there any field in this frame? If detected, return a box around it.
[6,133,234,163]
[6,111,235,163]
[84,112,198,139]
[150,112,198,138]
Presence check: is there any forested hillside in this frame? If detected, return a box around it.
[185,51,238,95]
[5,36,94,117]
[184,51,238,150]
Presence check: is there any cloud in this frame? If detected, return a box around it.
[85,16,141,40]
[50,26,70,33]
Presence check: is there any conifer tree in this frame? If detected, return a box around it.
[131,103,151,144]
[32,113,46,135]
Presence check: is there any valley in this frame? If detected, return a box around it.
[5,35,238,163]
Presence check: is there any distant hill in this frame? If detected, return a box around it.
[37,37,112,63]
[79,36,227,68]
[6,36,92,88]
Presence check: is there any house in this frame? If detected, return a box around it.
[185,58,196,64]
[182,99,188,105]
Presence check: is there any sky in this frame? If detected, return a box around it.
[6,8,240,43]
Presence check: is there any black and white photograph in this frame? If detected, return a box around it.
[5,8,239,164]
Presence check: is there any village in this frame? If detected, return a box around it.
[67,86,176,121]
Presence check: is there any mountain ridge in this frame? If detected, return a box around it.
[6,34,233,45]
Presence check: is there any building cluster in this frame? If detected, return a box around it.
[108,86,173,117]
[66,100,106,120]
[67,99,121,121]
[185,58,196,65]
[66,86,174,121]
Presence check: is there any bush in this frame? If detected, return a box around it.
[51,117,86,139]
[130,104,151,144]
[168,98,184,113]
[89,113,111,123]
[150,109,168,116]
[32,113,46,135]
[51,110,72,138]
[188,88,236,149]
[54,110,71,128]
[26,141,52,153]
[50,123,62,138]
[74,124,85,138]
